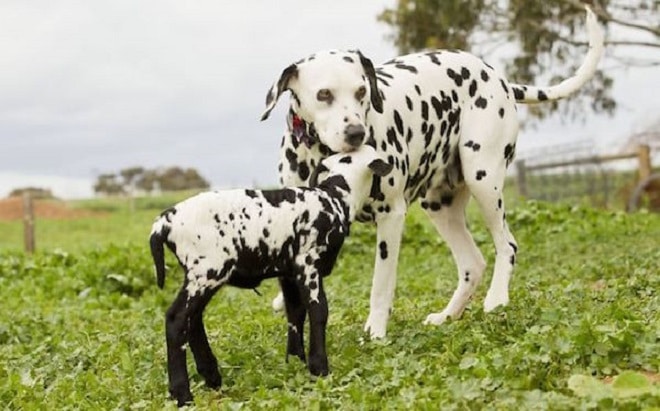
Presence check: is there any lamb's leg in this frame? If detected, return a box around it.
[300,277,329,376]
[188,288,222,390]
[165,289,193,407]
[279,277,306,363]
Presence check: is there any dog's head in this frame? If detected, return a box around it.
[261,50,383,153]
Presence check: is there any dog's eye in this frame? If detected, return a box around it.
[355,86,367,101]
[317,89,333,103]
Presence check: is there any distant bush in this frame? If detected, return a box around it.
[8,187,56,200]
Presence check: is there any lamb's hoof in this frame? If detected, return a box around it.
[483,291,509,313]
[204,373,222,390]
[423,312,450,326]
[308,357,329,377]
[170,389,193,408]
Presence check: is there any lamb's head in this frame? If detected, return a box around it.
[311,145,392,220]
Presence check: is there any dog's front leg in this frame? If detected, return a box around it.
[364,209,406,339]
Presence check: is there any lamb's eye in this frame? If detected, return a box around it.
[317,89,333,103]
[355,86,367,100]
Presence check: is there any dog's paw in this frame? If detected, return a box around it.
[483,291,509,313]
[423,312,450,326]
[364,312,388,339]
[272,292,285,311]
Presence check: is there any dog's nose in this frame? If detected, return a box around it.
[345,124,365,147]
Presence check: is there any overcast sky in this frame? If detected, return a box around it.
[1,1,658,198]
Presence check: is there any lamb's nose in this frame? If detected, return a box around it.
[345,124,365,147]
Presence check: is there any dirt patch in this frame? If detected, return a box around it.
[0,197,104,221]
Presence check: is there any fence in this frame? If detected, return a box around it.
[515,144,654,209]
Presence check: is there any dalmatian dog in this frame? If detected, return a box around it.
[261,7,603,339]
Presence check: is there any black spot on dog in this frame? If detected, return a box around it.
[469,80,478,97]
[538,90,548,101]
[464,271,470,282]
[393,110,404,135]
[498,108,505,118]
[245,189,258,199]
[427,52,441,66]
[513,87,524,100]
[285,148,298,172]
[430,96,443,119]
[504,143,516,165]
[476,170,487,181]
[298,162,310,181]
[509,242,518,253]
[421,101,429,121]
[343,56,355,63]
[414,84,422,95]
[481,70,489,82]
[395,63,418,73]
[406,95,413,111]
[461,67,470,79]
[475,97,487,109]
[500,79,509,94]
[446,68,463,86]
[379,241,388,259]
[263,228,270,238]
[339,156,352,164]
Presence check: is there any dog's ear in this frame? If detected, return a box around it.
[260,64,298,121]
[368,159,393,177]
[357,51,383,114]
[309,163,329,187]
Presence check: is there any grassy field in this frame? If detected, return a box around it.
[0,193,658,409]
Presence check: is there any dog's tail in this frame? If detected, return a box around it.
[150,217,169,289]
[510,6,604,104]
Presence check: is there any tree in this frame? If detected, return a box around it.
[378,0,659,122]
[93,166,210,196]
[157,167,210,191]
[8,187,55,200]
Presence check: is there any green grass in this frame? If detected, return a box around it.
[1,196,659,410]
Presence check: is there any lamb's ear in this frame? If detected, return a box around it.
[368,159,393,177]
[309,163,329,187]
[260,64,298,121]
[357,50,383,114]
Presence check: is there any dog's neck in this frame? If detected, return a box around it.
[287,109,318,149]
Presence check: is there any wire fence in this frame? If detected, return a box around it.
[514,142,655,210]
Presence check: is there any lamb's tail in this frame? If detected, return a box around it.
[149,218,168,289]
[510,6,604,104]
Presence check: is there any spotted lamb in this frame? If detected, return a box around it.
[149,145,392,407]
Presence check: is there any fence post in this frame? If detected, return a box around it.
[515,160,528,197]
[23,192,35,253]
[637,144,651,182]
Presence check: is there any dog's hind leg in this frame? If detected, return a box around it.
[422,185,487,325]
[460,117,519,313]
